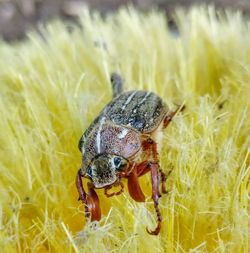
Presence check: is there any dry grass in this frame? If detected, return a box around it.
[0,6,249,253]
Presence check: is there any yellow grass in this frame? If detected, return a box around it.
[0,5,249,253]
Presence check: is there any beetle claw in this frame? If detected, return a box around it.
[146,222,161,236]
[146,201,162,236]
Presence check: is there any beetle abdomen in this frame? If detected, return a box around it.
[104,90,168,133]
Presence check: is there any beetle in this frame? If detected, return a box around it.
[76,73,182,235]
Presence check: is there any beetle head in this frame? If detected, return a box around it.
[86,154,128,188]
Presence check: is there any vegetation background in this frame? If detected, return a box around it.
[0,1,249,253]
[1,0,250,41]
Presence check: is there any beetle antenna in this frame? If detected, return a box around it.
[110,72,123,98]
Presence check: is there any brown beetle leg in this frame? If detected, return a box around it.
[127,168,146,202]
[146,162,162,236]
[110,72,123,98]
[160,169,173,194]
[159,169,167,194]
[142,138,158,160]
[104,181,124,197]
[76,169,101,221]
[142,138,171,194]
[76,169,89,217]
[137,162,168,195]
[141,139,162,234]
[136,161,150,177]
[163,104,185,129]
[86,182,101,221]
[116,162,145,201]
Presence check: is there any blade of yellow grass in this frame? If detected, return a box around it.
[0,5,249,253]
[61,222,79,253]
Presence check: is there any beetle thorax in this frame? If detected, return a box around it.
[82,121,141,184]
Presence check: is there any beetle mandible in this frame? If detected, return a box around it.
[76,73,182,235]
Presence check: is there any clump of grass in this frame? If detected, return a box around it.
[0,5,249,253]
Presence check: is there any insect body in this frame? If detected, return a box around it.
[76,73,181,235]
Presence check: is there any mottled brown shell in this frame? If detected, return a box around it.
[83,121,141,168]
[104,90,168,133]
[79,90,168,168]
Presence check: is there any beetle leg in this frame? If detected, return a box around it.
[76,169,89,218]
[160,169,173,194]
[104,181,124,197]
[110,72,123,98]
[104,185,112,197]
[127,167,146,202]
[137,161,169,195]
[136,161,150,177]
[159,169,167,194]
[76,169,101,221]
[86,182,101,221]
[146,161,162,236]
[142,137,158,161]
[163,104,185,129]
[142,138,170,194]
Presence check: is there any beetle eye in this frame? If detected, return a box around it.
[86,167,92,177]
[113,157,122,168]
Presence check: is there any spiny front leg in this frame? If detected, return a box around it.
[76,169,89,217]
[86,182,101,221]
[116,163,146,202]
[126,160,158,203]
[127,168,146,202]
[76,169,101,221]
